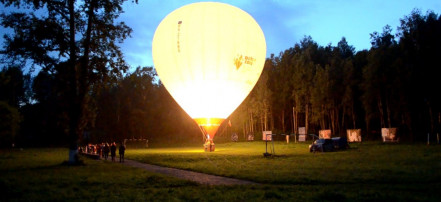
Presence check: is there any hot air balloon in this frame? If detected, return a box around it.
[152,2,266,151]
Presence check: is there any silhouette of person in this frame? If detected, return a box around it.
[110,142,117,162]
[119,143,126,163]
[101,143,105,158]
[96,144,101,158]
[104,143,110,160]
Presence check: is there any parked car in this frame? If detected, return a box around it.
[309,137,349,152]
[331,137,349,150]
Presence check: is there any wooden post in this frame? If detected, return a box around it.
[427,133,430,145]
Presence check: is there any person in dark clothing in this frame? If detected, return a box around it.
[96,144,101,158]
[110,142,117,162]
[101,143,105,158]
[119,143,126,163]
[104,143,110,160]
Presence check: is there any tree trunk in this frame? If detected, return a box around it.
[292,107,295,134]
[293,106,297,134]
[243,122,246,140]
[321,105,325,130]
[428,102,434,134]
[296,110,299,134]
[264,102,268,131]
[263,110,268,130]
[281,109,285,133]
[68,0,97,164]
[68,0,76,65]
[378,96,385,128]
[330,109,335,134]
[365,113,370,140]
[352,102,356,129]
[290,107,294,134]
[336,108,340,136]
[270,106,274,131]
[67,0,79,164]
[386,97,391,128]
[305,103,309,134]
[342,107,345,130]
[250,110,254,134]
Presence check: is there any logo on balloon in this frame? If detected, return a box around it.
[234,55,243,70]
[245,55,256,65]
[234,54,256,70]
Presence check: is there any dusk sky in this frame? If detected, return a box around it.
[119,0,440,70]
[1,0,440,71]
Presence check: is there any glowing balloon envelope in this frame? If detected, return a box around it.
[152,2,266,142]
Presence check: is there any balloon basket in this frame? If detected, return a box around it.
[204,142,215,152]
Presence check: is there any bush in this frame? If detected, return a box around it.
[0,101,20,147]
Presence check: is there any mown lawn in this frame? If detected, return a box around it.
[1,142,441,201]
[128,141,441,184]
[127,141,441,200]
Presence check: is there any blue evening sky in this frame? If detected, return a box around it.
[119,0,440,69]
[1,0,440,70]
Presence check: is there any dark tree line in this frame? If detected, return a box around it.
[9,66,199,147]
[229,9,441,142]
[1,6,440,150]
[87,67,200,145]
[0,0,136,161]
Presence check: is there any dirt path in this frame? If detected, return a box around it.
[85,153,259,185]
[119,159,259,185]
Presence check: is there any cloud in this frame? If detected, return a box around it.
[245,1,315,55]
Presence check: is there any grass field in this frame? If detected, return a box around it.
[1,141,441,201]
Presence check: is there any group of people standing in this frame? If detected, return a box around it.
[80,142,126,163]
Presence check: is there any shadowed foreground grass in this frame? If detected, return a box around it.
[127,141,441,200]
[1,142,441,201]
